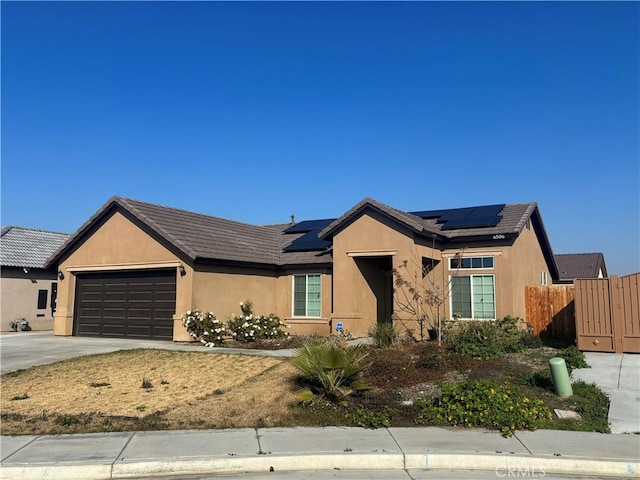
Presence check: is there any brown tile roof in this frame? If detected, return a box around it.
[46,197,333,268]
[555,253,608,280]
[46,196,556,277]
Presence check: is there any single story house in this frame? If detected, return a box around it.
[1,226,71,331]
[554,253,608,284]
[46,196,560,341]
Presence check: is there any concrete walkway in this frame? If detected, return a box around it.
[1,427,639,480]
[572,352,640,434]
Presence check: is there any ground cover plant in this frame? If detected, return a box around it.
[0,321,609,436]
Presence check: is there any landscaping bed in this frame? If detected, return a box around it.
[0,328,609,437]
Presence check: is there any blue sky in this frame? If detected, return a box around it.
[2,1,638,275]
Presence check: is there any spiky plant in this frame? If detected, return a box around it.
[292,339,371,404]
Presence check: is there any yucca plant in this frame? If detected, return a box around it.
[292,339,371,404]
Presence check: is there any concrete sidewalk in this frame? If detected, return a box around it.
[572,352,640,434]
[1,427,639,480]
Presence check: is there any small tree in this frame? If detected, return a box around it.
[393,249,464,343]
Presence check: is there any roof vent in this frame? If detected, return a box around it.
[290,214,295,225]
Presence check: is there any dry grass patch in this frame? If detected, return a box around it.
[1,349,284,419]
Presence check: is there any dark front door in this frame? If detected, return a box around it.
[74,269,176,340]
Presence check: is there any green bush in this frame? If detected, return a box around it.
[292,340,371,403]
[557,346,589,373]
[228,300,288,343]
[414,380,553,437]
[446,321,504,359]
[369,322,400,349]
[346,407,395,429]
[444,316,542,360]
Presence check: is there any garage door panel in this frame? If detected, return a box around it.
[74,269,176,340]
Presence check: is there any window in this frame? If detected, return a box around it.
[293,274,321,317]
[450,275,495,319]
[37,289,48,310]
[449,256,494,270]
[540,271,548,286]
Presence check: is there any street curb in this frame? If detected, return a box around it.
[2,453,638,479]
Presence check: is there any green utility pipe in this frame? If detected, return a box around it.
[549,357,573,398]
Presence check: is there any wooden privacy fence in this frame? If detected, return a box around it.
[525,285,575,339]
[575,273,640,353]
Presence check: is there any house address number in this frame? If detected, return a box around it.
[493,234,506,240]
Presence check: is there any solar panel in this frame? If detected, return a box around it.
[411,204,505,230]
[441,216,503,230]
[283,232,332,252]
[284,219,335,234]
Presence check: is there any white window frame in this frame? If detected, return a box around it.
[449,274,496,320]
[540,271,548,286]
[292,273,321,318]
[449,256,495,270]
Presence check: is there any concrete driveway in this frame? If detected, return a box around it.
[0,331,295,375]
[572,351,640,434]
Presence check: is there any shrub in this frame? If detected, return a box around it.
[228,300,288,343]
[557,346,589,373]
[446,320,504,360]
[369,322,400,349]
[414,380,553,437]
[292,339,371,403]
[346,407,395,429]
[181,309,226,347]
[444,316,541,360]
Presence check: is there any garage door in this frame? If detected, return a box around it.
[74,269,176,340]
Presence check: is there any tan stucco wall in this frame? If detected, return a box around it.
[508,223,551,320]
[1,269,58,331]
[191,266,277,322]
[331,211,441,337]
[54,211,191,340]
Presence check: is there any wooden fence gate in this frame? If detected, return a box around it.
[525,285,575,339]
[574,273,640,353]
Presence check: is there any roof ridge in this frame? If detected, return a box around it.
[119,197,270,229]
[1,225,70,236]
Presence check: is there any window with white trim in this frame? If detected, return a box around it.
[449,256,494,270]
[293,274,321,317]
[450,275,495,319]
[540,271,548,286]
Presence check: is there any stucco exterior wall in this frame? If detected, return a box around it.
[54,211,191,340]
[331,211,441,337]
[191,266,278,323]
[509,222,551,320]
[1,268,58,331]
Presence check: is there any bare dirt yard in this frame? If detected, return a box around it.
[1,349,299,435]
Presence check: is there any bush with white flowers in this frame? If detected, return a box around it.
[228,300,288,343]
[181,309,226,347]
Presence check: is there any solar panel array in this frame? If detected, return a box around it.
[411,204,505,230]
[283,219,335,252]
[282,203,505,252]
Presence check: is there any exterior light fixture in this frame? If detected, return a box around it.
[178,265,186,277]
[58,271,65,280]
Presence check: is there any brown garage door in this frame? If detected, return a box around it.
[74,269,176,340]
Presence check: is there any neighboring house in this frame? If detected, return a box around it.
[46,196,559,341]
[554,253,608,284]
[1,226,71,331]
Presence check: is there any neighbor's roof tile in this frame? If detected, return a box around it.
[555,253,608,280]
